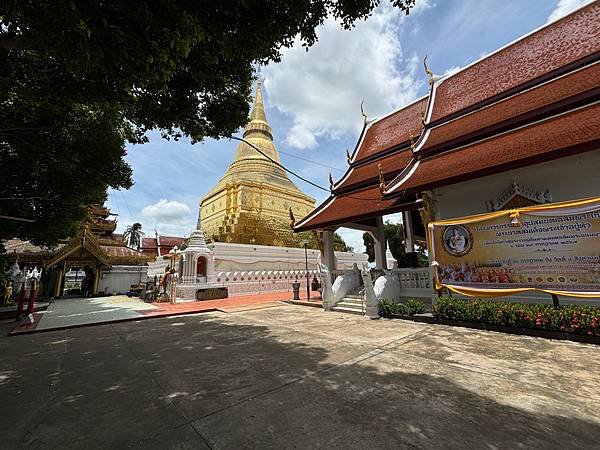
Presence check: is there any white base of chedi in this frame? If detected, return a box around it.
[146,228,368,300]
[148,242,367,276]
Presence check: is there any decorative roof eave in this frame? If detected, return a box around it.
[383,102,600,197]
[293,185,419,232]
[330,121,369,192]
[418,63,600,158]
[332,96,429,193]
[44,228,111,269]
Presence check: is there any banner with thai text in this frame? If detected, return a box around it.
[428,197,600,298]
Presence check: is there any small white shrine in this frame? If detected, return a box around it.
[176,226,215,299]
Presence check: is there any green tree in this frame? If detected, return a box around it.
[362,221,427,267]
[333,233,353,252]
[0,0,416,246]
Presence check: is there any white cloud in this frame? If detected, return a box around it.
[264,3,428,149]
[141,199,194,235]
[547,0,592,23]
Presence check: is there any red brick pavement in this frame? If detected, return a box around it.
[145,291,322,316]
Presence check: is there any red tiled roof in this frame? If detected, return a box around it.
[141,237,157,249]
[336,149,413,191]
[295,185,414,232]
[101,245,146,258]
[430,2,600,123]
[158,236,185,247]
[352,97,427,163]
[423,61,600,152]
[386,103,600,194]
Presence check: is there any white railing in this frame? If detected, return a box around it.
[327,266,432,301]
[393,268,431,290]
[177,269,318,299]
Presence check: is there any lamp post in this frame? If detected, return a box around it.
[167,246,181,303]
[302,240,310,302]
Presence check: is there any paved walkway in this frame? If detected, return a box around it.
[1,305,599,448]
[12,291,322,334]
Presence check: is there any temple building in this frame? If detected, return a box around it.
[295,2,600,278]
[5,205,150,297]
[199,80,315,247]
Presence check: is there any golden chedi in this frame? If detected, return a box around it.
[199,80,315,247]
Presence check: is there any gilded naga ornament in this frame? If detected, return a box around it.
[423,55,436,87]
[419,191,436,227]
[378,163,386,194]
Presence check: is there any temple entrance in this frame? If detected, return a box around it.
[196,257,206,280]
[44,228,110,298]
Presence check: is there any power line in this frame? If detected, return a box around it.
[227,136,383,201]
[228,136,330,192]
[277,149,344,173]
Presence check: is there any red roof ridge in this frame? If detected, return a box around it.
[426,2,599,124]
[439,2,596,89]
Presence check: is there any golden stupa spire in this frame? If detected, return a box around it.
[243,78,273,141]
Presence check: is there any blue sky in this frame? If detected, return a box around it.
[107,0,591,252]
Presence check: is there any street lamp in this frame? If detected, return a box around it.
[301,240,310,302]
[167,246,181,303]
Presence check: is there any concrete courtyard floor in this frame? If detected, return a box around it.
[1,304,599,449]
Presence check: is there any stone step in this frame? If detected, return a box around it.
[343,293,362,299]
[336,300,364,309]
[338,297,363,305]
[331,305,364,315]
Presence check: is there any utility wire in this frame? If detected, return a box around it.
[277,149,344,173]
[227,136,383,201]
[228,136,330,192]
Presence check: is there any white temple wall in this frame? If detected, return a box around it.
[209,242,367,271]
[433,151,600,221]
[98,265,148,295]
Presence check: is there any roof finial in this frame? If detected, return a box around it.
[423,55,436,87]
[378,164,386,194]
[289,207,296,229]
[408,130,416,150]
[346,148,352,165]
[329,173,334,191]
[360,100,368,125]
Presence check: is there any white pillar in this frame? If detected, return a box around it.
[372,216,387,269]
[321,229,336,271]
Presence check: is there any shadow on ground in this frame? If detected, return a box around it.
[0,309,598,449]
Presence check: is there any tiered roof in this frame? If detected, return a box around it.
[295,2,600,232]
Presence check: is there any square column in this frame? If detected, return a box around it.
[321,229,336,271]
[372,216,387,270]
[402,210,419,267]
[403,211,416,253]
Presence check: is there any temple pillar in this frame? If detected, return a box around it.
[372,216,387,270]
[53,268,63,298]
[403,210,419,267]
[92,269,100,296]
[321,229,336,271]
[403,211,416,253]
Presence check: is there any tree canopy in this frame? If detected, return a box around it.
[0,0,415,246]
